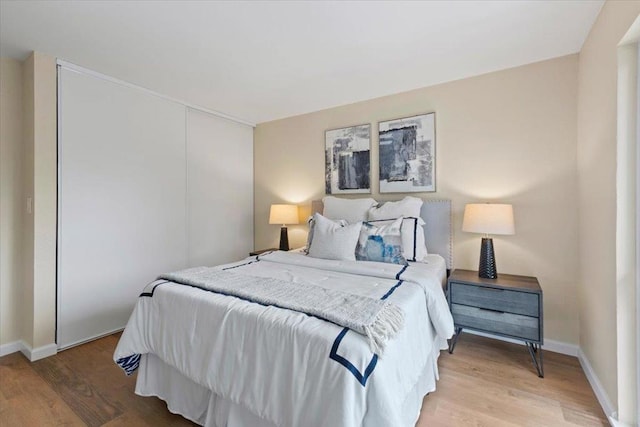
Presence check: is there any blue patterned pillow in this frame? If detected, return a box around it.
[355,217,408,265]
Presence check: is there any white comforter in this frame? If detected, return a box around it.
[114,251,454,427]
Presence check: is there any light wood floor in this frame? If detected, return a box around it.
[0,332,607,426]
[417,334,608,426]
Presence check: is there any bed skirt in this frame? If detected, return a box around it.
[134,338,445,427]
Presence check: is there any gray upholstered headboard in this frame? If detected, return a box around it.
[310,199,453,269]
[420,199,453,269]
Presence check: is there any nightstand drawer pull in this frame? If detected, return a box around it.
[478,307,504,314]
[450,283,539,317]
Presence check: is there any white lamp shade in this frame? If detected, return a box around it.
[462,203,515,235]
[269,204,299,225]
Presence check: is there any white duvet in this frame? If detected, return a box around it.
[114,251,454,427]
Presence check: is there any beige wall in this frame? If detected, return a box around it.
[0,58,24,346]
[576,0,640,415]
[31,52,57,349]
[255,54,580,345]
[616,36,638,425]
[18,51,57,354]
[22,54,35,347]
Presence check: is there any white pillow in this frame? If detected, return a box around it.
[305,215,347,253]
[307,213,362,261]
[367,196,423,221]
[323,196,378,224]
[367,217,428,262]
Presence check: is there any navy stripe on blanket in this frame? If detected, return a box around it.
[139,280,170,297]
[329,263,407,386]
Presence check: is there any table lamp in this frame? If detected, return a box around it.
[269,204,299,251]
[462,203,515,279]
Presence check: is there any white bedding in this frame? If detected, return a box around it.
[114,252,453,427]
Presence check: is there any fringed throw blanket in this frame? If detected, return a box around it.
[159,267,404,355]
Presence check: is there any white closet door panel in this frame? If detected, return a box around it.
[58,68,187,348]
[187,109,253,267]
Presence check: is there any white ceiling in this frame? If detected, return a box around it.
[0,0,603,125]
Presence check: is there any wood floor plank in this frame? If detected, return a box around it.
[57,336,194,426]
[96,383,196,427]
[0,353,29,401]
[430,373,566,426]
[430,334,608,426]
[3,396,85,427]
[0,332,608,426]
[417,399,521,427]
[0,353,85,427]
[30,354,122,427]
[100,411,165,427]
[561,405,608,426]
[441,335,605,406]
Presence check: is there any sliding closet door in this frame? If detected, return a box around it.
[58,68,187,349]
[186,109,253,267]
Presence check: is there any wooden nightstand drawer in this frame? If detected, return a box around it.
[450,282,539,317]
[451,304,540,342]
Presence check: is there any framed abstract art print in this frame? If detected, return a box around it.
[378,113,435,193]
[325,124,371,194]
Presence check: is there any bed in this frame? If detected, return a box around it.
[114,198,454,427]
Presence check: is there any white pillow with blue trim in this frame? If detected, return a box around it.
[367,217,428,262]
[356,217,408,265]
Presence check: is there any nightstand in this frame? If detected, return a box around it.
[447,269,544,377]
[249,248,278,256]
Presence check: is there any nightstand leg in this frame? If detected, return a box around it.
[448,327,463,354]
[526,342,544,378]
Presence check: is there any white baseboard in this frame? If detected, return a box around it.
[577,348,617,426]
[543,338,579,357]
[57,327,123,351]
[463,329,579,356]
[0,340,23,357]
[24,342,58,361]
[0,340,57,361]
